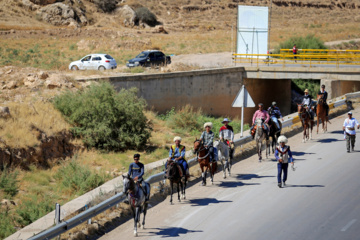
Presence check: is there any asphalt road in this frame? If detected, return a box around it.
[99,110,360,240]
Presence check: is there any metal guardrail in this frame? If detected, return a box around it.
[27,91,360,240]
[232,52,360,67]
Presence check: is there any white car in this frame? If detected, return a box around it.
[69,54,117,70]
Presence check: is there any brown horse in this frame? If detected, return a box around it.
[316,95,330,133]
[166,160,186,204]
[297,104,314,142]
[194,139,217,186]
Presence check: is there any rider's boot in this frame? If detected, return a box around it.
[140,184,149,202]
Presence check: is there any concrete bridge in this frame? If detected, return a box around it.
[83,66,360,124]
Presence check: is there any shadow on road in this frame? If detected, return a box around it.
[148,227,202,238]
[291,151,315,156]
[218,181,260,188]
[287,184,325,188]
[235,173,274,180]
[188,198,232,206]
[330,130,345,134]
[316,138,340,143]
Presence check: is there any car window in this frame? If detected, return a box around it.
[92,56,101,61]
[136,52,148,58]
[82,56,91,61]
[148,53,155,58]
[155,52,164,57]
[105,55,113,60]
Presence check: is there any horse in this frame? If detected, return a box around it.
[297,104,314,142]
[268,119,282,155]
[254,118,269,162]
[166,160,186,204]
[194,139,217,186]
[214,140,231,179]
[122,174,149,237]
[316,95,330,133]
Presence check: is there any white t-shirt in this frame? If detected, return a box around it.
[343,118,360,135]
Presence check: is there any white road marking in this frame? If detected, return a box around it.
[341,219,357,232]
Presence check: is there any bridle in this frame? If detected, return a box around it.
[194,140,210,160]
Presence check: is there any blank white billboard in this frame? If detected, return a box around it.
[237,6,268,56]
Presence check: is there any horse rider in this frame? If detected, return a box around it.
[219,118,235,159]
[318,84,329,116]
[301,89,314,120]
[128,154,150,202]
[251,103,270,140]
[267,101,284,132]
[275,135,294,188]
[343,111,360,153]
[200,122,215,162]
[166,136,190,179]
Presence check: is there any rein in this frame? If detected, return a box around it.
[195,141,210,160]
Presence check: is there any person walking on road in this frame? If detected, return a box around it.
[275,136,294,188]
[343,111,360,153]
[293,44,298,62]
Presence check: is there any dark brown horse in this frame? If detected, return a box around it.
[194,139,217,186]
[316,95,330,133]
[298,104,314,142]
[166,160,186,204]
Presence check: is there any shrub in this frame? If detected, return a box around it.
[55,159,109,195]
[0,209,16,238]
[16,194,54,226]
[53,83,151,151]
[292,79,320,99]
[135,7,157,26]
[92,0,117,13]
[0,170,19,198]
[166,105,201,131]
[274,34,327,53]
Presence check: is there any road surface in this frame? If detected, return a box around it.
[99,109,360,240]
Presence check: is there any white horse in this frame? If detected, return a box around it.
[214,140,231,178]
[255,118,269,162]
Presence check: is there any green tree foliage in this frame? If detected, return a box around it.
[274,34,327,53]
[0,170,19,198]
[53,83,151,151]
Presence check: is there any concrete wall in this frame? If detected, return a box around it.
[322,79,360,99]
[103,67,292,124]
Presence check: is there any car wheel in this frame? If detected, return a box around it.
[71,65,79,71]
[98,66,106,71]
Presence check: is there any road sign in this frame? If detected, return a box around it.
[232,85,255,137]
[232,85,255,107]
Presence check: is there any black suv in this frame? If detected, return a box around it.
[126,50,171,67]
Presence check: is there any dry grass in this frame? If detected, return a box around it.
[0,100,71,148]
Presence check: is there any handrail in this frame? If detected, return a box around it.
[27,91,360,240]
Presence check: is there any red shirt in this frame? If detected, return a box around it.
[293,46,297,54]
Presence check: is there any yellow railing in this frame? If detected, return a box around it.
[232,52,360,68]
[280,49,360,55]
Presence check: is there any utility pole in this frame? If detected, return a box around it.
[268,0,273,54]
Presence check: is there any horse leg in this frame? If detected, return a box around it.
[170,182,173,204]
[209,164,214,184]
[201,165,206,186]
[142,204,147,229]
[317,116,319,134]
[221,159,226,179]
[177,182,181,202]
[134,207,139,236]
[182,180,186,199]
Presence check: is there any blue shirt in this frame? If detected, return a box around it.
[128,162,144,179]
[169,145,186,159]
[274,145,293,163]
[267,106,283,118]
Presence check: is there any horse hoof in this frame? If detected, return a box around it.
[141,225,145,230]
[183,196,186,200]
[178,199,181,202]
[134,232,138,237]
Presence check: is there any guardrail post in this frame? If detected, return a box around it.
[85,204,92,224]
[55,203,61,225]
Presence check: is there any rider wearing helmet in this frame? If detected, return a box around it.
[318,84,329,116]
[128,154,150,202]
[219,118,235,160]
[200,122,215,162]
[166,136,190,179]
[275,136,294,188]
[251,103,270,140]
[301,89,314,120]
[267,102,283,132]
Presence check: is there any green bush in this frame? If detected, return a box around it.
[166,105,201,131]
[16,194,54,226]
[0,170,19,198]
[274,34,327,54]
[55,159,109,195]
[135,7,158,26]
[0,209,16,238]
[53,83,151,151]
[292,79,320,99]
[92,0,117,13]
